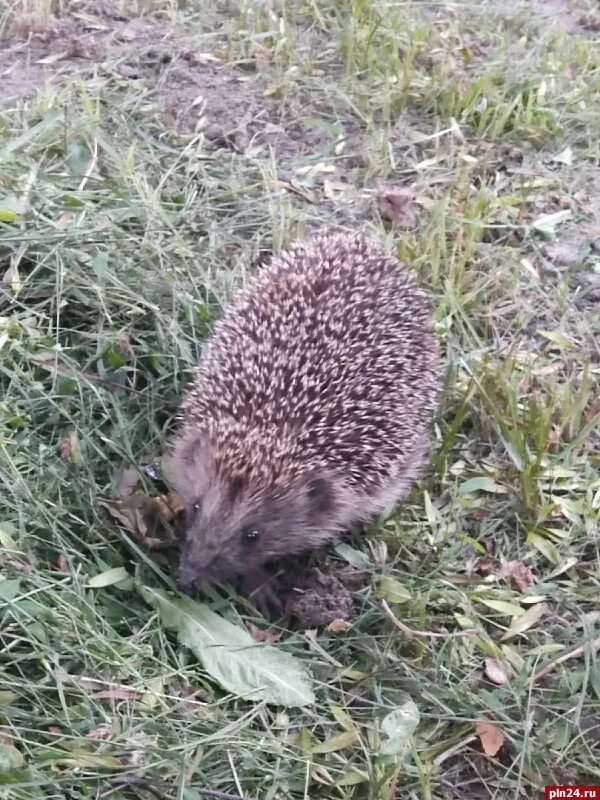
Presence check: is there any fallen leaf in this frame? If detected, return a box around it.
[500,602,548,641]
[113,332,135,363]
[153,492,185,522]
[87,567,129,589]
[246,622,283,644]
[56,554,69,572]
[476,598,525,616]
[327,619,353,633]
[531,209,571,238]
[98,490,182,549]
[4,556,34,574]
[377,185,420,229]
[458,476,508,495]
[312,730,358,754]
[483,657,509,685]
[376,577,412,604]
[86,724,115,741]
[59,431,81,464]
[476,720,505,757]
[500,560,535,593]
[295,162,336,178]
[90,688,143,701]
[141,586,315,708]
[550,145,573,166]
[0,741,24,772]
[380,698,420,755]
[178,683,210,714]
[475,557,498,575]
[334,543,372,570]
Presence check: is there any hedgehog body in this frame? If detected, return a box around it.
[167,229,440,595]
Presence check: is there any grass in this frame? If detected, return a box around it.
[1,0,599,798]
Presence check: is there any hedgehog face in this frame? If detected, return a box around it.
[166,429,341,593]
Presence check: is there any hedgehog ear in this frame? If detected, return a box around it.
[306,475,334,514]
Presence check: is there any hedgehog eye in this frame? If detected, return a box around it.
[242,528,260,543]
[187,500,202,523]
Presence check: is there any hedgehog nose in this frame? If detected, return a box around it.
[177,563,200,595]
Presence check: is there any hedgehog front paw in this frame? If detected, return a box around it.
[240,569,283,619]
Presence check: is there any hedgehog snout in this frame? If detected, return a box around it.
[176,561,201,594]
[177,547,237,594]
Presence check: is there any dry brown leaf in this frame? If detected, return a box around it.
[90,688,143,701]
[246,622,283,644]
[86,724,115,740]
[500,560,535,593]
[327,618,353,633]
[483,657,509,686]
[474,557,498,575]
[98,490,182,549]
[178,683,210,714]
[114,330,136,361]
[377,185,420,229]
[476,720,506,757]
[5,556,35,574]
[154,492,185,522]
[59,431,81,464]
[56,554,69,572]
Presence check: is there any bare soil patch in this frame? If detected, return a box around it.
[513,0,600,33]
[0,0,328,157]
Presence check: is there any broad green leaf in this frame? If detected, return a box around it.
[0,109,61,161]
[457,476,508,495]
[539,330,573,349]
[476,598,525,616]
[454,613,477,629]
[501,602,548,641]
[0,743,24,774]
[0,579,21,602]
[376,577,411,604]
[334,543,371,570]
[380,698,420,755]
[87,567,129,588]
[527,532,560,564]
[336,770,369,787]
[312,730,358,753]
[141,586,315,708]
[0,524,18,551]
[65,137,92,175]
[545,557,579,580]
[531,209,571,237]
[0,207,18,223]
[551,145,573,165]
[93,253,108,280]
[527,643,565,657]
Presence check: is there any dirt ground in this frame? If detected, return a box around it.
[0,1,334,157]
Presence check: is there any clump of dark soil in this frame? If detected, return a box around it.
[282,563,370,628]
[0,0,329,157]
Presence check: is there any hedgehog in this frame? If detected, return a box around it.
[165,229,440,610]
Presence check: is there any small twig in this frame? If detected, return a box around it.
[381,599,479,639]
[530,636,600,684]
[106,775,258,800]
[77,136,98,193]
